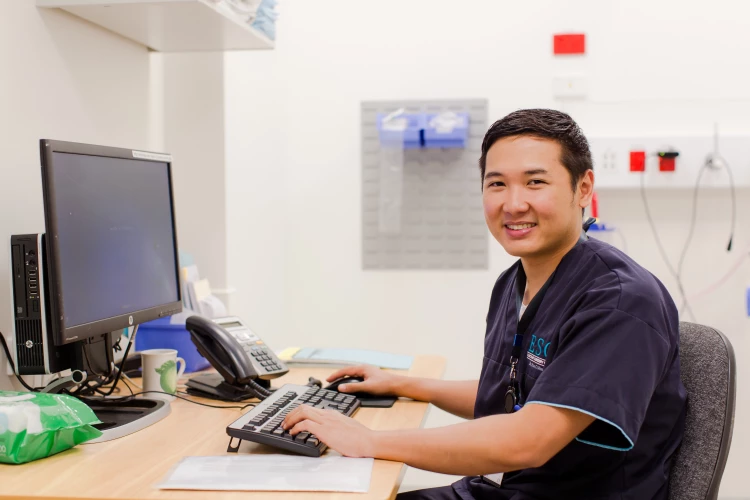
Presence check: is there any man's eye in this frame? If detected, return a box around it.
[487,181,505,188]
[528,179,546,186]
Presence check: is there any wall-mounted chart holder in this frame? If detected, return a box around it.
[377,110,470,149]
[423,112,469,148]
[362,99,488,270]
[377,110,424,149]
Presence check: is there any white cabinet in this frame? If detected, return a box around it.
[37,0,273,52]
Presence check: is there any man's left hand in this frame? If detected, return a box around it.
[282,405,376,458]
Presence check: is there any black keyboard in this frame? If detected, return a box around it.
[226,383,360,457]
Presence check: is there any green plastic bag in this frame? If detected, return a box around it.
[0,391,103,464]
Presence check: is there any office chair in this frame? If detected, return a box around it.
[668,322,736,500]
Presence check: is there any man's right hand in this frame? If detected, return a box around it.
[326,365,402,396]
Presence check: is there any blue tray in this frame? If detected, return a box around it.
[134,317,210,373]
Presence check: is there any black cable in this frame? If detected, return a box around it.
[246,378,272,399]
[101,325,137,397]
[82,341,106,377]
[721,155,737,252]
[72,327,138,397]
[639,171,696,321]
[675,163,707,316]
[674,155,737,315]
[77,390,257,411]
[0,331,42,392]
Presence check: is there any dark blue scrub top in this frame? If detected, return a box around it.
[453,237,687,500]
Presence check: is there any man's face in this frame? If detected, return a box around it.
[482,135,591,260]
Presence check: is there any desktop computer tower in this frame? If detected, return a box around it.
[9,233,76,375]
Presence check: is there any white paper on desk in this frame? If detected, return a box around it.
[157,455,374,492]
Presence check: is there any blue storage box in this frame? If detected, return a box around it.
[423,112,469,148]
[377,112,424,149]
[134,316,211,373]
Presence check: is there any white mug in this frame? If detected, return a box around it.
[141,349,186,399]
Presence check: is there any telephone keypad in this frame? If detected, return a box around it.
[211,316,289,380]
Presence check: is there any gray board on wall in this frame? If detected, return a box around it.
[361,99,489,270]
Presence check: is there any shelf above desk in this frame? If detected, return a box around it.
[36,0,274,52]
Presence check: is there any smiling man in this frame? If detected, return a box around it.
[283,109,687,500]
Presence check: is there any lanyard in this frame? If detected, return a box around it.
[503,223,592,414]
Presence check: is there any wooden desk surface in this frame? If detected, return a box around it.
[0,356,445,500]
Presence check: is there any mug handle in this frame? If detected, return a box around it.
[176,357,186,380]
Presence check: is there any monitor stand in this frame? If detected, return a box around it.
[82,397,171,443]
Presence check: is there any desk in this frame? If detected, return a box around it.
[0,355,445,500]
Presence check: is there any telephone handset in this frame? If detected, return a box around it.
[185,315,289,401]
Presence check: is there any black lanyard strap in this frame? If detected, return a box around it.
[511,265,555,363]
[511,227,591,362]
[504,227,591,414]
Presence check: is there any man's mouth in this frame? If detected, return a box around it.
[505,223,537,230]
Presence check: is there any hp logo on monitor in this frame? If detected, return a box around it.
[128,316,133,326]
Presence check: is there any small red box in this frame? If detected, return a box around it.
[553,34,586,55]
[630,151,646,172]
[659,157,676,172]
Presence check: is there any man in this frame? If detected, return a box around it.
[283,109,687,500]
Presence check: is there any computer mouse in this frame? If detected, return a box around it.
[323,376,398,408]
[324,376,365,393]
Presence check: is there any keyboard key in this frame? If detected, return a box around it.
[227,384,360,457]
[295,432,310,442]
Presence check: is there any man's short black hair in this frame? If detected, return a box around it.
[478,109,593,192]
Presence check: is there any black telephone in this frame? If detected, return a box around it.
[185,315,289,401]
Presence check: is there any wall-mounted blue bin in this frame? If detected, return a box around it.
[377,112,424,149]
[134,316,211,373]
[423,112,469,148]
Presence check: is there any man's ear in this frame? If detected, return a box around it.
[577,170,595,210]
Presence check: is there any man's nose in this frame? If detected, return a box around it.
[504,187,529,214]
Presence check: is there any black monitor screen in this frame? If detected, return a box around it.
[49,152,180,330]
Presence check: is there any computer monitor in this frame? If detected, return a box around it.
[40,139,183,346]
[6,140,184,439]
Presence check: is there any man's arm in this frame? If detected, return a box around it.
[326,365,478,419]
[282,403,595,475]
[372,404,595,474]
[393,377,478,420]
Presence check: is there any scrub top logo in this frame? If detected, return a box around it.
[527,334,550,371]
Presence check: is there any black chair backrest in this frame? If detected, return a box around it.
[668,322,736,500]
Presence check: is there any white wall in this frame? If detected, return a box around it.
[159,52,229,295]
[0,3,152,390]
[224,0,750,495]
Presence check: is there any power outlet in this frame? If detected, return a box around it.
[601,149,617,171]
[630,151,646,172]
[588,135,750,189]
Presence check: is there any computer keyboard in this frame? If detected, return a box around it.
[226,383,360,457]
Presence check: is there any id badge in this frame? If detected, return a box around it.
[481,473,503,488]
